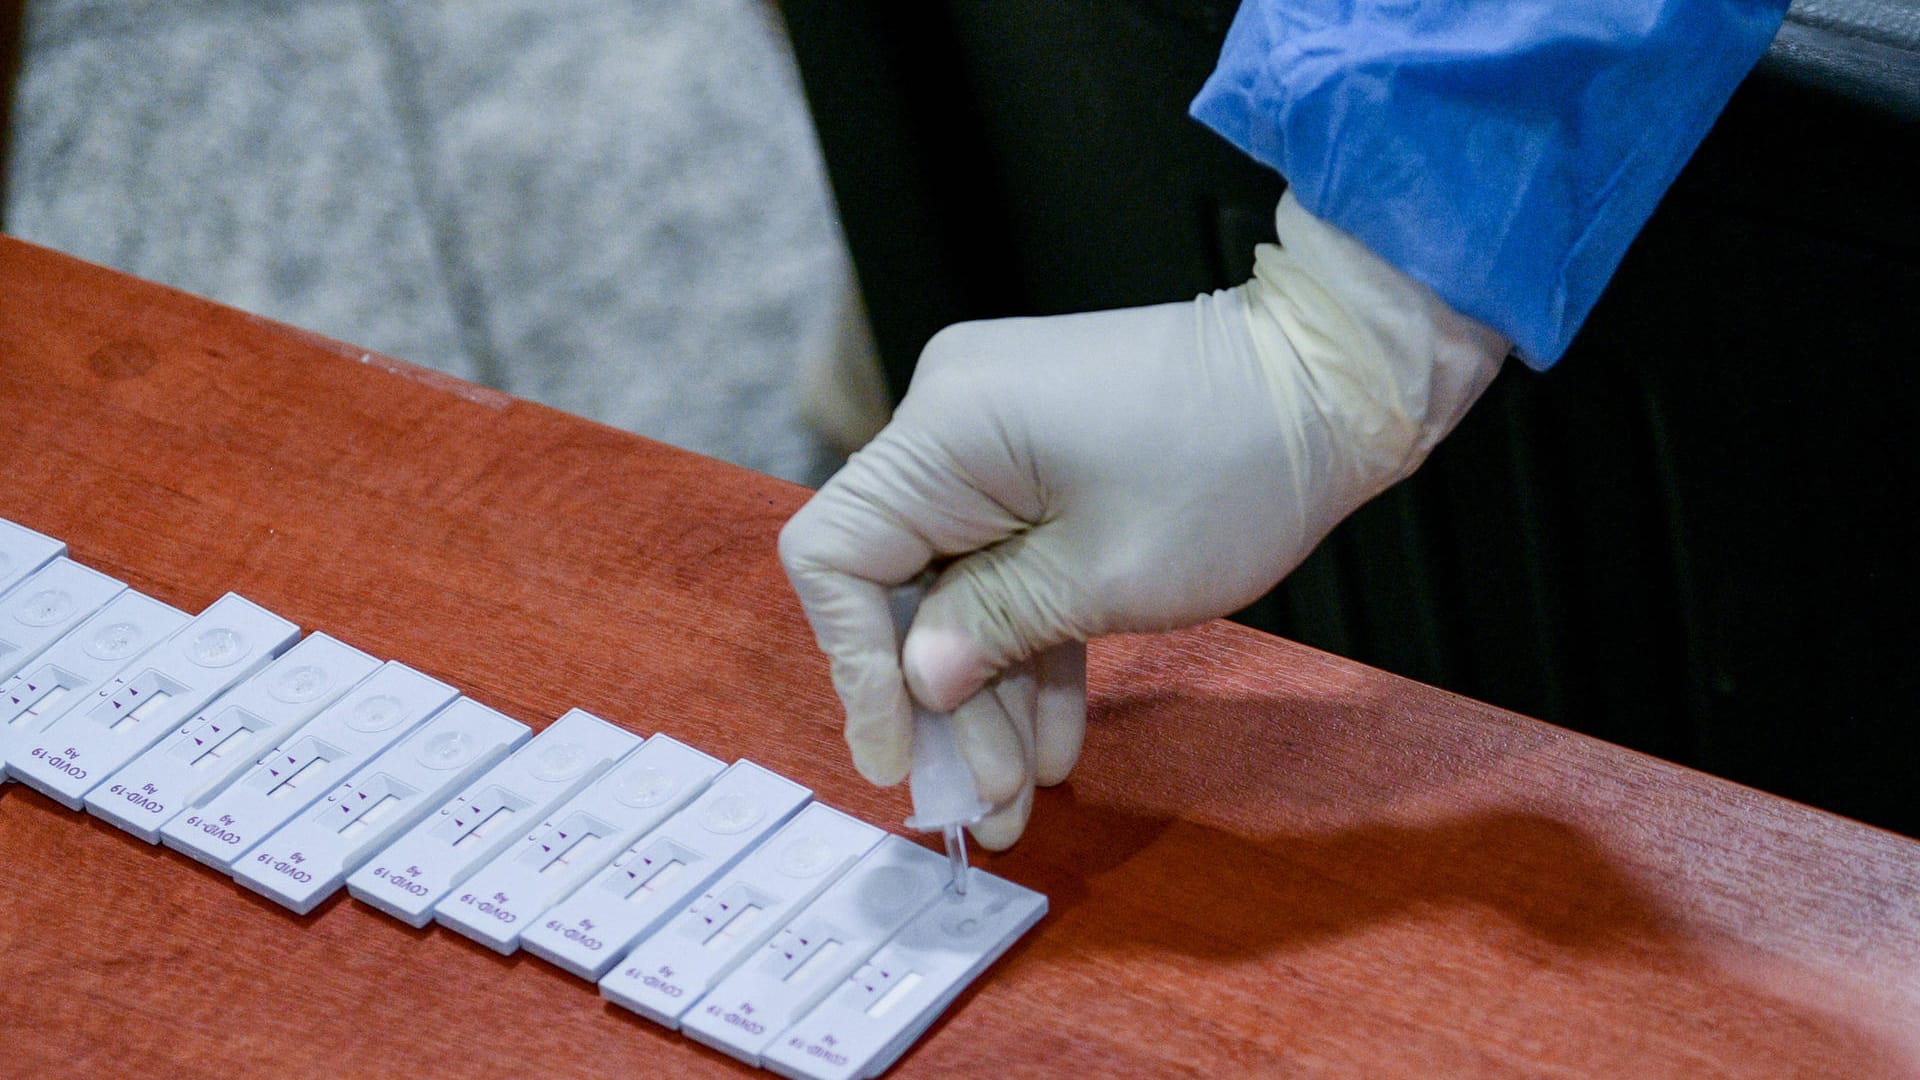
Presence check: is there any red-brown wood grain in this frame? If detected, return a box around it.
[1,236,1915,1078]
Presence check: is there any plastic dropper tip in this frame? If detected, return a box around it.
[944,824,970,895]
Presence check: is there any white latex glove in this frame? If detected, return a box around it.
[779,191,1510,848]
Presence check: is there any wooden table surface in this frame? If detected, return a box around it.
[1,235,1916,1078]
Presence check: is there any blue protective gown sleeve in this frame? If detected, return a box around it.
[1191,0,1789,368]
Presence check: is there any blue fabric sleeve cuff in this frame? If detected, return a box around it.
[1191,0,1789,368]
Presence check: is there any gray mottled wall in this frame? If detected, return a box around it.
[5,0,862,486]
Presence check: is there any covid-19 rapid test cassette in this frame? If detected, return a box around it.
[0,514,1051,1079]
[86,632,382,841]
[1,589,189,783]
[599,801,886,1027]
[346,708,638,927]
[0,517,64,598]
[160,661,455,869]
[232,697,531,914]
[520,760,812,981]
[0,557,128,684]
[761,870,1048,1080]
[681,836,951,1067]
[434,733,725,954]
[8,593,299,809]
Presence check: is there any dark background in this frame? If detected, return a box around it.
[781,1,1920,837]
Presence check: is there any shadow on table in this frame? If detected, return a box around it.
[971,686,1918,1074]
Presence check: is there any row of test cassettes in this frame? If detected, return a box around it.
[0,516,1045,1080]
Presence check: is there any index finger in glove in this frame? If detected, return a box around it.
[778,425,1027,785]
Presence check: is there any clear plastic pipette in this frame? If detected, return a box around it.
[889,579,991,894]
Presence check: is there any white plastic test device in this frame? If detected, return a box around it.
[1,589,188,783]
[520,760,811,981]
[232,698,530,914]
[9,593,298,809]
[0,517,64,598]
[0,513,1053,1075]
[761,871,1048,1080]
[347,708,638,927]
[86,632,381,841]
[599,802,886,1027]
[160,661,454,870]
[435,733,724,954]
[680,835,949,1067]
[0,557,127,684]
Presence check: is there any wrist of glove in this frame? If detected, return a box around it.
[779,190,1510,848]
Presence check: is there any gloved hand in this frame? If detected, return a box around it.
[779,191,1510,848]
